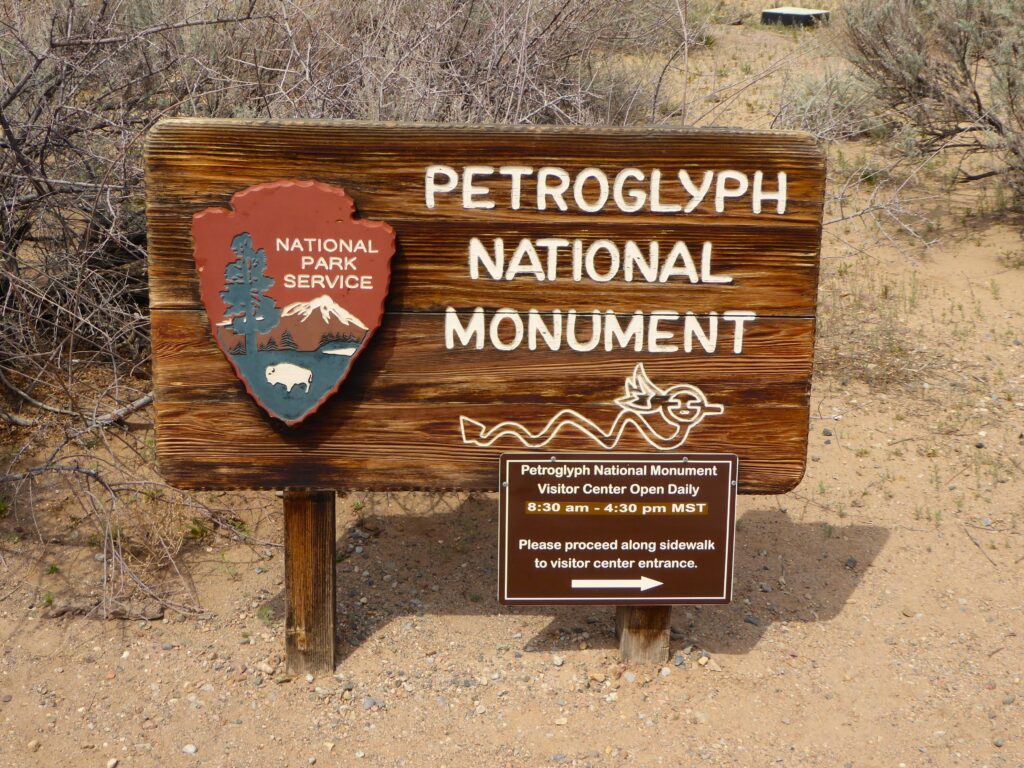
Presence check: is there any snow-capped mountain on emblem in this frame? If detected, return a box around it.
[259,295,370,354]
[192,180,395,426]
[282,295,369,328]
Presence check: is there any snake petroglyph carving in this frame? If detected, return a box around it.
[459,363,724,450]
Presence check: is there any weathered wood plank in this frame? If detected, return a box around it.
[615,606,672,664]
[149,306,812,492]
[151,310,815,395]
[284,490,336,675]
[145,120,825,223]
[147,219,821,314]
[153,400,809,493]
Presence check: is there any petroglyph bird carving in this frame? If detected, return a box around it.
[459,364,724,450]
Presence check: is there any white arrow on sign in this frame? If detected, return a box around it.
[571,576,664,592]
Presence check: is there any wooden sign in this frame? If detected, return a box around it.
[498,453,738,604]
[145,120,825,493]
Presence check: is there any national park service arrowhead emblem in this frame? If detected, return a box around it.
[192,180,395,426]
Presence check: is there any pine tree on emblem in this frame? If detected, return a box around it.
[220,232,281,355]
[280,329,298,351]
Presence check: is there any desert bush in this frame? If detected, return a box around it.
[844,0,1024,200]
[772,69,888,142]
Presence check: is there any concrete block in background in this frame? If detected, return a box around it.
[761,7,831,26]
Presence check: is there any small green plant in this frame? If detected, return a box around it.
[256,604,276,625]
[186,518,209,540]
[468,592,483,603]
[142,486,165,501]
[0,496,9,517]
[42,592,55,608]
[219,552,240,580]
[46,564,60,575]
[998,251,1024,269]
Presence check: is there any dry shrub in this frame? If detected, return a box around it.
[844,0,1024,200]
[772,69,889,142]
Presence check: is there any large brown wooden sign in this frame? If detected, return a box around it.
[145,120,825,493]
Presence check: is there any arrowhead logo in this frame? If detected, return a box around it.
[192,180,395,425]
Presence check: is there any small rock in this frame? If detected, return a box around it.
[758,582,773,593]
[845,557,858,570]
[552,655,565,667]
[27,740,41,752]
[355,751,365,759]
[706,658,722,672]
[975,441,985,449]
[305,674,314,683]
[659,666,671,678]
[993,738,1005,748]
[822,428,833,436]
[554,716,568,726]
[308,758,317,765]
[255,661,276,675]
[475,704,486,715]
[161,643,173,651]
[672,654,686,668]
[1,694,11,703]
[182,744,198,755]
[623,671,637,684]
[1003,694,1016,705]
[107,759,119,768]
[744,614,760,626]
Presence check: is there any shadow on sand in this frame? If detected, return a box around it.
[257,492,889,662]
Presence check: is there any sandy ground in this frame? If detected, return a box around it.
[2,7,1023,768]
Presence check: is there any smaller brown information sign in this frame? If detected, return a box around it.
[499,452,738,605]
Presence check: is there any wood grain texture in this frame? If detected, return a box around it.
[150,309,812,493]
[145,120,824,494]
[615,606,671,664]
[284,490,336,675]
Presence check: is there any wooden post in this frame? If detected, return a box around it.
[615,606,671,664]
[284,490,336,675]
